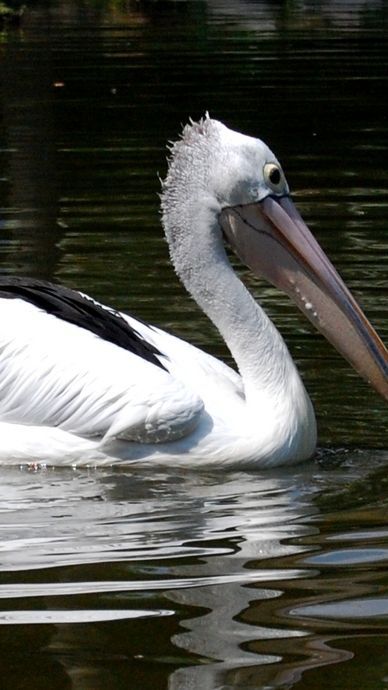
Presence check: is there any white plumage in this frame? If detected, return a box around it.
[0,117,386,467]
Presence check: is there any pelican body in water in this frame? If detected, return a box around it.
[0,117,386,467]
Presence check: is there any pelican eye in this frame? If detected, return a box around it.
[269,168,280,184]
[263,163,285,193]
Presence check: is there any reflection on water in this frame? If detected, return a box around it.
[0,453,387,689]
[0,0,387,688]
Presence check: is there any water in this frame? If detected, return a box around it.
[0,1,387,688]
[1,455,388,688]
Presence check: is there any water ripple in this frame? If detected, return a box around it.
[0,609,174,625]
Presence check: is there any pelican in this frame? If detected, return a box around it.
[0,116,386,467]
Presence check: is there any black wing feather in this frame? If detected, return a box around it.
[0,277,166,370]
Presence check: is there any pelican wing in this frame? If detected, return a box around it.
[0,277,165,369]
[0,298,204,444]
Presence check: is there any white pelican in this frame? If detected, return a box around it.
[0,116,386,467]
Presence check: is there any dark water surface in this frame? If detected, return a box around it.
[0,1,388,688]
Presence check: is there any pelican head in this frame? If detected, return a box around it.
[164,116,388,402]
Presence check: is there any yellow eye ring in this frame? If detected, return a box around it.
[263,163,285,192]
